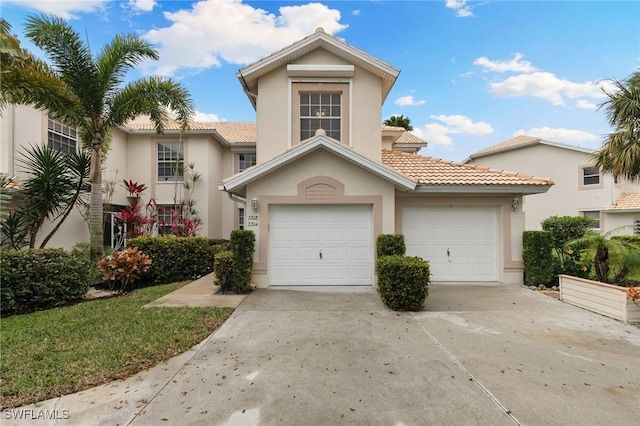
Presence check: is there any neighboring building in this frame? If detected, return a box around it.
[465,135,640,235]
[1,28,553,286]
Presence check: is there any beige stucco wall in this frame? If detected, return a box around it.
[470,145,621,231]
[243,149,396,287]
[394,193,525,284]
[603,212,638,235]
[254,47,384,164]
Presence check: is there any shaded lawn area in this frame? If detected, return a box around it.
[0,282,233,409]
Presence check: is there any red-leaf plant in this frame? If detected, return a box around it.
[97,246,152,293]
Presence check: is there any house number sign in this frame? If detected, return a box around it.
[247,215,259,227]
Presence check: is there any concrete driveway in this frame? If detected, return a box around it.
[9,284,640,425]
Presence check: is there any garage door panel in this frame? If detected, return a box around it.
[270,205,372,286]
[403,206,498,282]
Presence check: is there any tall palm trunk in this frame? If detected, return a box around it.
[89,142,103,260]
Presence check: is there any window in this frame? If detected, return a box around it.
[582,166,600,186]
[634,217,640,235]
[299,92,341,141]
[583,211,600,230]
[47,118,77,153]
[238,208,245,230]
[157,142,184,181]
[238,153,256,172]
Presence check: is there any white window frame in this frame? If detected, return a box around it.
[579,165,602,189]
[582,211,601,230]
[238,207,245,230]
[237,153,257,173]
[299,92,342,141]
[47,118,77,153]
[634,217,640,235]
[157,141,184,182]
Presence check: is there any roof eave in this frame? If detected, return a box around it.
[412,185,553,194]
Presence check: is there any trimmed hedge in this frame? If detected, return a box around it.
[522,231,554,286]
[376,234,406,257]
[612,235,640,246]
[127,236,214,285]
[0,249,95,316]
[230,230,255,293]
[213,250,234,293]
[377,255,430,311]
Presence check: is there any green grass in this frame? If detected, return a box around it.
[0,282,233,409]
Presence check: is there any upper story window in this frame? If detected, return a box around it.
[238,153,256,172]
[47,118,77,153]
[582,166,600,186]
[299,93,341,141]
[157,142,183,182]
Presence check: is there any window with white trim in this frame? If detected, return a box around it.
[634,217,640,235]
[238,208,245,230]
[299,92,341,141]
[583,211,600,230]
[47,118,77,153]
[238,153,256,172]
[582,166,600,186]
[157,204,184,235]
[157,142,183,181]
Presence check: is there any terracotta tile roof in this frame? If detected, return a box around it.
[382,149,553,186]
[607,193,640,211]
[381,125,405,132]
[394,131,427,145]
[124,121,257,143]
[472,135,541,156]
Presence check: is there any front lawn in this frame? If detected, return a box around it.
[0,282,233,409]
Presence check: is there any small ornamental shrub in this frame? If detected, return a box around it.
[209,239,232,258]
[214,250,234,293]
[376,234,406,257]
[98,247,152,292]
[522,231,554,286]
[542,216,596,280]
[627,286,640,307]
[0,249,95,316]
[230,230,255,293]
[377,255,430,311]
[128,236,214,285]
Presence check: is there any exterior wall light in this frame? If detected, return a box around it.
[511,197,520,211]
[251,197,259,212]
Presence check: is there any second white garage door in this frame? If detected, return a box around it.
[269,205,373,286]
[403,206,499,282]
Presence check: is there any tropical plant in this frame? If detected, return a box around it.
[97,246,152,292]
[568,228,640,284]
[383,114,413,131]
[593,69,640,182]
[122,179,147,197]
[15,14,194,260]
[0,144,90,250]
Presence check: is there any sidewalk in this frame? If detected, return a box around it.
[143,273,248,309]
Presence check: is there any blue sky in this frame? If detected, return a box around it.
[2,0,639,161]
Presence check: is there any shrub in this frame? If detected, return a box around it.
[612,235,640,247]
[127,236,213,285]
[542,215,595,279]
[98,247,152,292]
[0,249,95,316]
[377,255,430,311]
[230,230,255,293]
[213,250,234,293]
[376,234,406,257]
[209,239,231,258]
[522,231,554,286]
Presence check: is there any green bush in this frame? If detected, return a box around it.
[376,234,406,257]
[522,231,554,286]
[542,215,595,279]
[230,230,255,293]
[213,250,234,293]
[127,236,213,285]
[376,255,429,311]
[0,249,95,316]
[612,235,640,247]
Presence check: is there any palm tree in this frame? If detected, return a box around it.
[17,14,194,260]
[593,70,640,182]
[383,115,413,131]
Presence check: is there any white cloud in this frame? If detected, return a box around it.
[513,127,599,144]
[576,99,598,110]
[418,114,494,146]
[143,0,348,77]
[445,0,474,18]
[488,72,606,106]
[352,9,361,16]
[395,95,426,107]
[474,53,537,73]
[193,110,222,122]
[128,0,156,13]
[3,0,107,19]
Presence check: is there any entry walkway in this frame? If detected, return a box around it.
[143,273,247,309]
[9,284,640,425]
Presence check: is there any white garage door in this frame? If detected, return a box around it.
[269,205,372,286]
[403,206,498,282]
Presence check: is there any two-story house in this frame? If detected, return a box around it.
[1,28,553,287]
[465,135,640,234]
